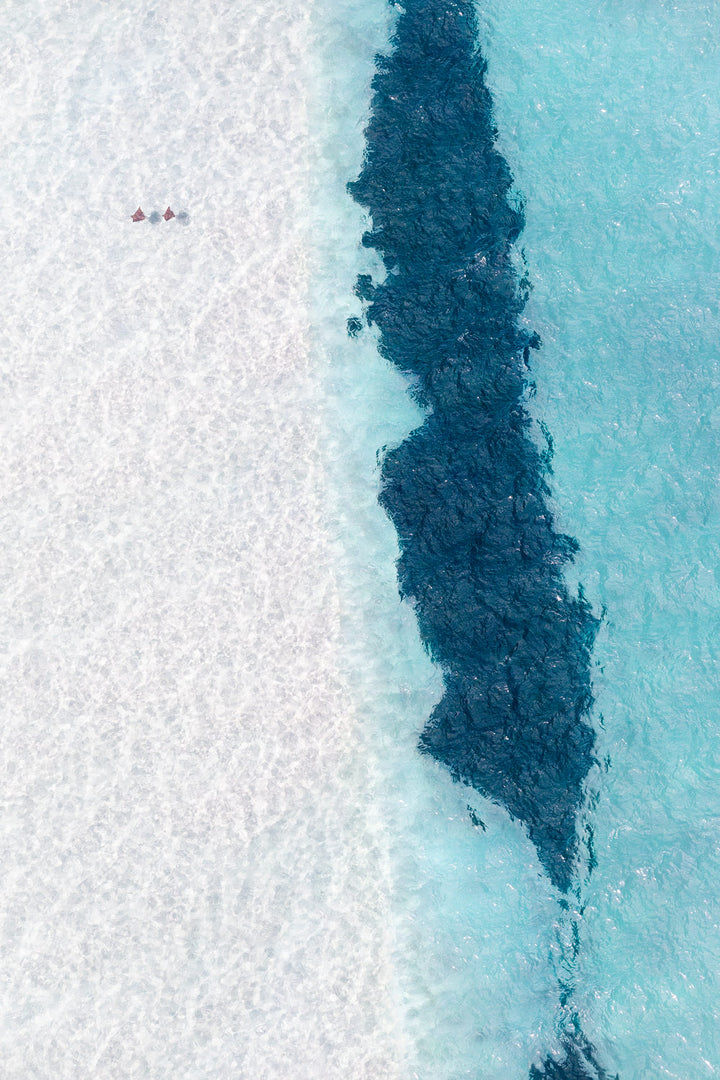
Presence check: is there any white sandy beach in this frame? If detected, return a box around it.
[0,3,403,1076]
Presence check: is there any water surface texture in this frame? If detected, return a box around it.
[350,0,720,1077]
[478,2,720,1076]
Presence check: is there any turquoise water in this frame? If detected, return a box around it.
[315,0,720,1076]
[481,2,720,1076]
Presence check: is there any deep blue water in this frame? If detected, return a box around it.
[350,1,613,1075]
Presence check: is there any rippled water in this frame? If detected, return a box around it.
[481,3,720,1075]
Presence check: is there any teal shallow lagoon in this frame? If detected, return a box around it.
[481,1,720,1075]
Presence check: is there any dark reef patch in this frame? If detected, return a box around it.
[349,0,599,895]
[348,2,614,1074]
[531,1032,619,1080]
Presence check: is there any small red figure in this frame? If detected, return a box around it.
[163,207,175,220]
[132,207,146,222]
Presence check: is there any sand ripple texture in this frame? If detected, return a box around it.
[0,3,401,1078]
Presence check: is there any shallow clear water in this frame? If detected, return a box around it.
[2,0,720,1077]
[0,3,402,1076]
